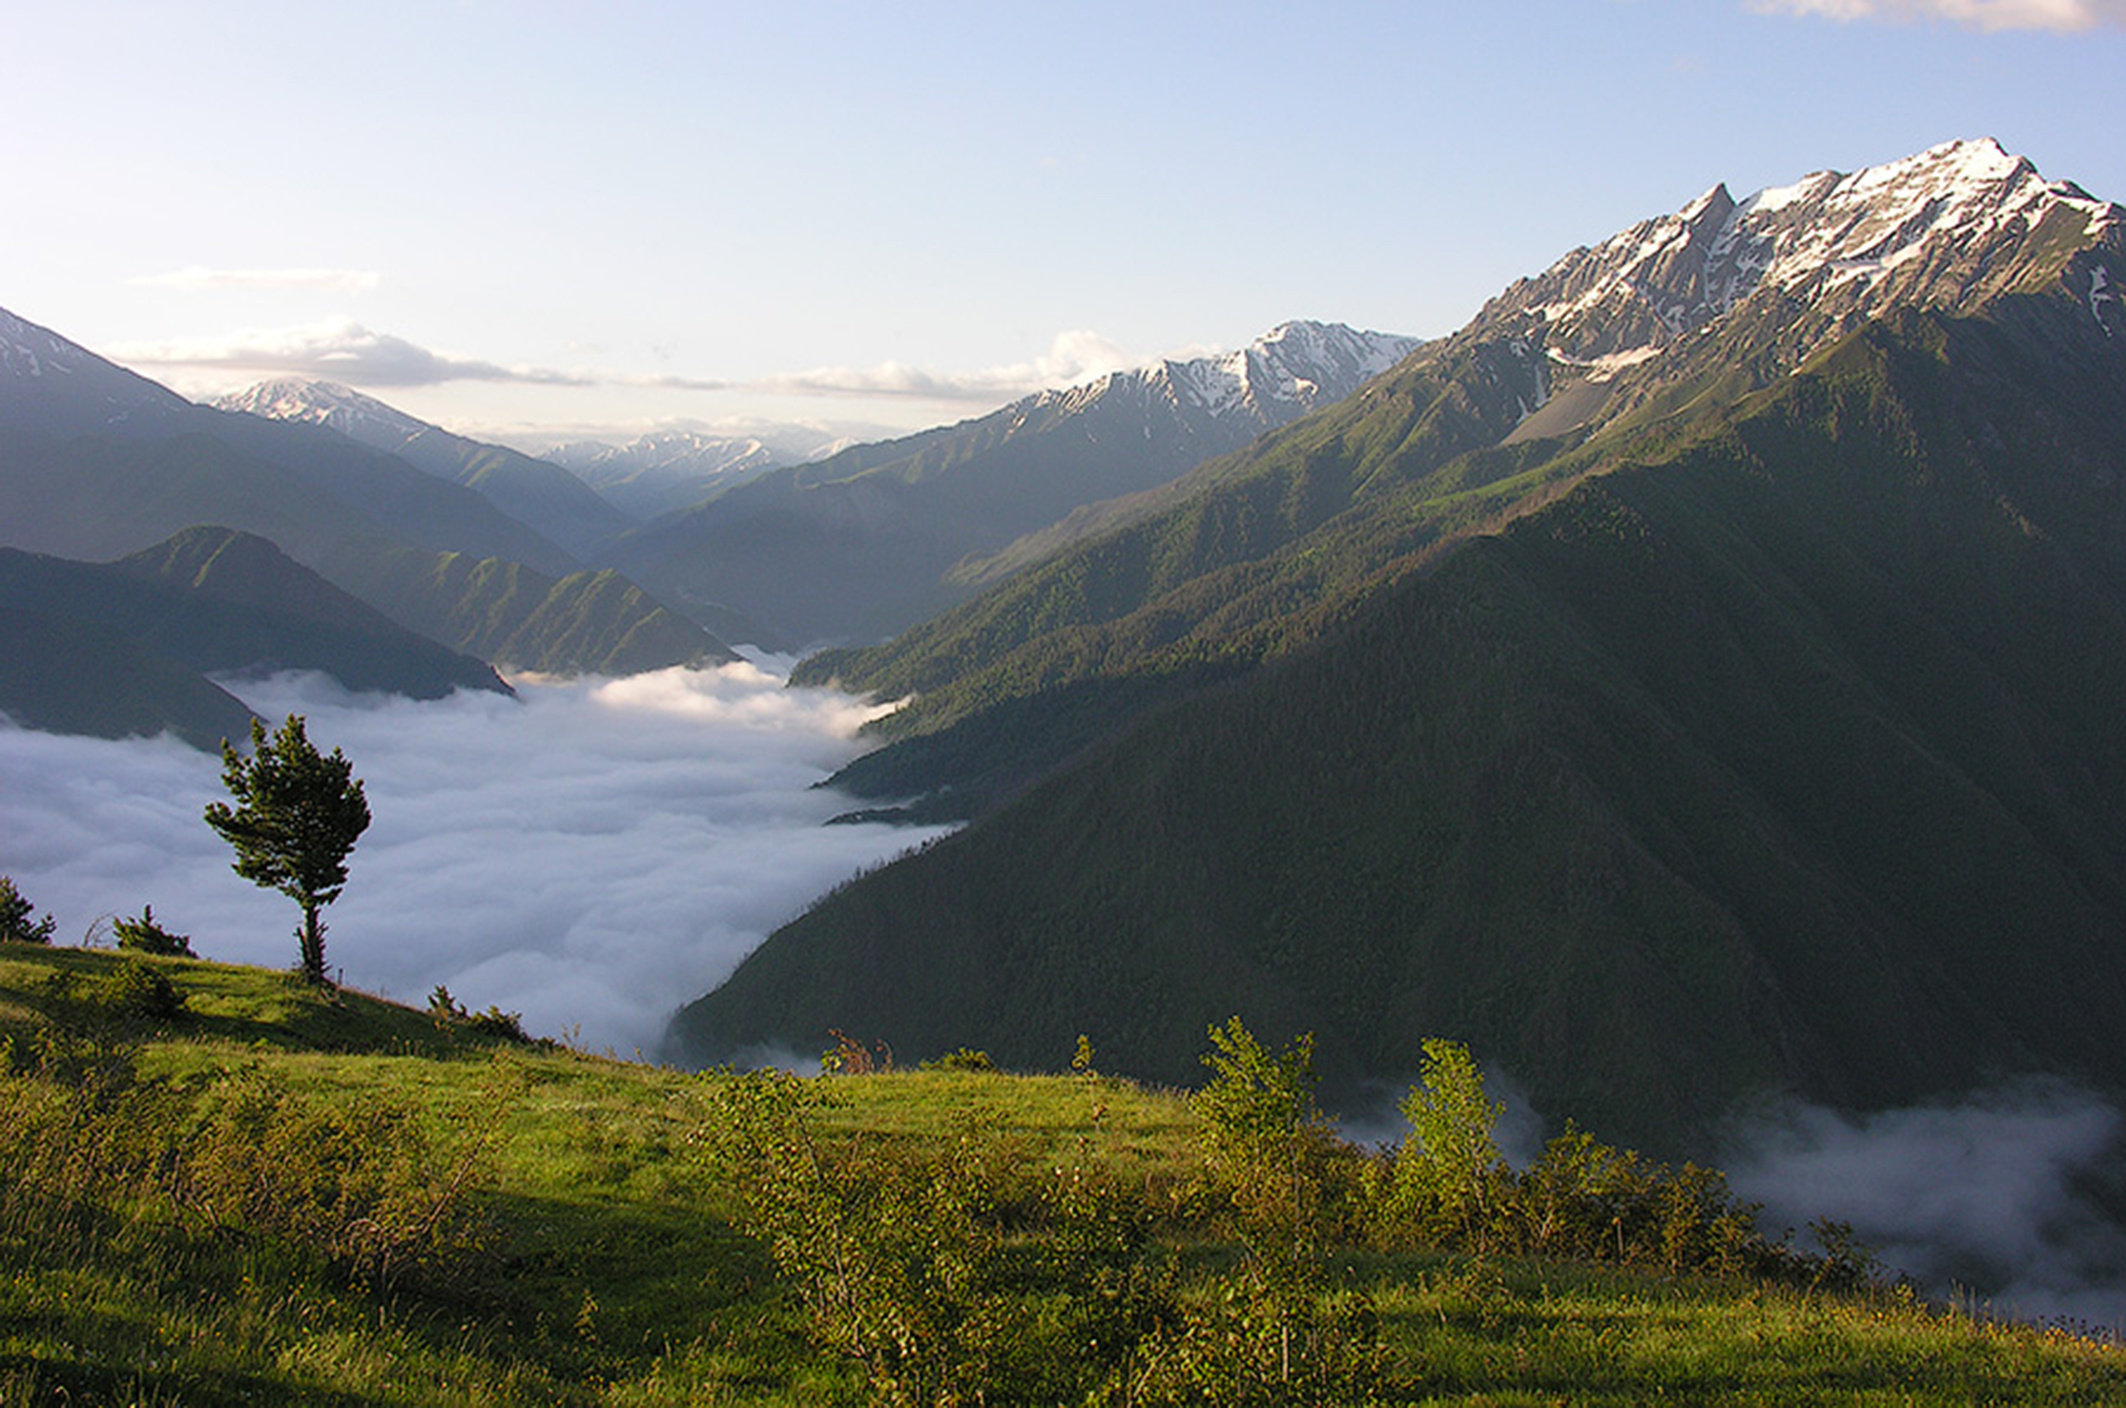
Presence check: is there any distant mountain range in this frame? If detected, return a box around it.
[607,321,1420,647]
[212,378,633,559]
[0,310,736,736]
[673,139,2126,1156]
[543,426,863,519]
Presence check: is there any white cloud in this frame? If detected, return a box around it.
[105,318,603,389]
[0,662,950,1059]
[1749,0,2126,30]
[130,266,384,293]
[1725,1084,2126,1328]
[100,319,1177,412]
[757,329,1149,403]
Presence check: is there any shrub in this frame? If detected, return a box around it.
[920,1047,996,1072]
[105,958,186,1021]
[1368,1037,1511,1250]
[113,905,194,957]
[820,1028,892,1075]
[170,1067,491,1289]
[464,1005,529,1042]
[426,984,532,1044]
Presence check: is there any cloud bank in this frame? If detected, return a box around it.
[106,318,602,389]
[1750,0,2126,30]
[0,661,951,1058]
[756,329,1148,403]
[103,318,1151,407]
[1725,1084,2126,1331]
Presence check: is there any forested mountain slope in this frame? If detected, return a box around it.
[676,142,2126,1153]
[0,526,511,746]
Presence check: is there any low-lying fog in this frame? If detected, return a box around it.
[1338,1071,2126,1335]
[0,659,954,1057]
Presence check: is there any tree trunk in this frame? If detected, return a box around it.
[299,904,328,984]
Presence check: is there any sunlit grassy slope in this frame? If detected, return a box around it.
[4,943,2122,1405]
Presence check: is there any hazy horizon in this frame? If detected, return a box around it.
[8,2,2124,446]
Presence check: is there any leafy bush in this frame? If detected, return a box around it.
[1,1032,492,1303]
[170,1067,492,1289]
[1366,1036,1828,1281]
[704,1069,1181,1404]
[425,983,532,1044]
[29,960,185,1047]
[820,1027,894,1074]
[920,1047,996,1072]
[1367,1036,1511,1250]
[105,957,187,1021]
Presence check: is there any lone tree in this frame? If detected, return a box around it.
[0,876,57,945]
[204,714,370,985]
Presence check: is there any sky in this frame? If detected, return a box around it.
[5,0,2124,448]
[0,661,953,1058]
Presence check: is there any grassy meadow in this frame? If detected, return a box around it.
[3,942,2121,1405]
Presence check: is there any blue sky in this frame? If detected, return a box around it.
[6,0,2123,444]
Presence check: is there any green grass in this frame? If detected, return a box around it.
[3,942,2122,1405]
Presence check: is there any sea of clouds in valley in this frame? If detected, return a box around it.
[0,658,953,1057]
[1724,1083,2126,1333]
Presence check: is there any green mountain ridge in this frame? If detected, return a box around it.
[334,546,739,677]
[678,307,2126,1153]
[675,137,2126,1158]
[0,604,258,751]
[0,527,512,746]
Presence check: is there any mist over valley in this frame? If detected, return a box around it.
[0,660,950,1056]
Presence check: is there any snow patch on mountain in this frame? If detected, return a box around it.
[1489,138,2123,370]
[1155,320,1419,426]
[214,377,428,450]
[0,308,94,381]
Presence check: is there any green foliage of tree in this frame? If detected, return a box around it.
[1371,1036,1511,1249]
[1189,1017,1366,1390]
[202,714,370,985]
[112,904,194,957]
[0,876,57,946]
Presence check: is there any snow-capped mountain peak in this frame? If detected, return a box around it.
[1481,138,2122,375]
[1156,319,1421,424]
[0,303,196,435]
[213,377,432,449]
